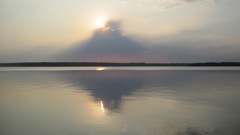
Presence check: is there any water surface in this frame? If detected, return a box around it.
[0,67,240,135]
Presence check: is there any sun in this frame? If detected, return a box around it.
[95,19,105,28]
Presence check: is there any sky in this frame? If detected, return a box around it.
[0,0,240,63]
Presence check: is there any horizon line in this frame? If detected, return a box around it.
[0,62,240,67]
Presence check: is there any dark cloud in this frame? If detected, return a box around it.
[58,21,147,62]
[79,21,145,54]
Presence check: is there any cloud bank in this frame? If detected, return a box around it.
[56,20,240,63]
[119,0,216,10]
[3,19,239,63]
[57,21,147,62]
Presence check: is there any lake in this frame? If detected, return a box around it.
[0,67,240,135]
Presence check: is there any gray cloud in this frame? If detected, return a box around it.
[57,21,147,62]
[5,19,238,63]
[2,18,239,63]
[176,0,215,3]
[156,0,216,10]
[146,39,240,63]
[181,0,198,3]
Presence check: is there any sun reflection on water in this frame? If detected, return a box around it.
[100,101,105,113]
[96,67,105,71]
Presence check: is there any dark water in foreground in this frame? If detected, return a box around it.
[0,67,240,135]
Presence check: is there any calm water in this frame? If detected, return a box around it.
[0,67,240,135]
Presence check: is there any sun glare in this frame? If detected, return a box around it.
[100,101,105,113]
[95,20,105,28]
[96,67,105,71]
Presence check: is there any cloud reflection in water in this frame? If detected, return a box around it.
[1,69,240,135]
[57,69,240,134]
[61,70,144,111]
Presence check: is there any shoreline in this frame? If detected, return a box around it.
[0,62,240,67]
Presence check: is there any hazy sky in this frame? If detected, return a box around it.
[1,0,240,62]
